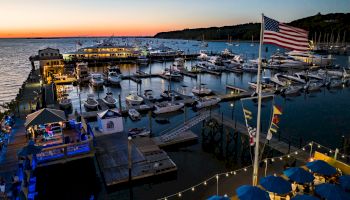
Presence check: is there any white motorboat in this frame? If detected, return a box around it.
[270,73,288,87]
[160,90,179,99]
[282,74,306,84]
[163,70,183,81]
[242,62,258,73]
[144,89,155,101]
[269,53,308,69]
[197,50,209,60]
[195,97,221,109]
[208,56,223,66]
[59,98,72,109]
[107,65,121,74]
[128,109,141,121]
[137,56,149,65]
[172,58,185,71]
[153,101,184,114]
[286,50,333,66]
[90,73,104,87]
[304,81,322,92]
[329,79,343,88]
[319,68,350,78]
[76,62,90,83]
[107,72,122,85]
[84,94,99,110]
[282,85,303,96]
[128,127,150,137]
[192,85,212,95]
[126,93,143,105]
[102,92,117,108]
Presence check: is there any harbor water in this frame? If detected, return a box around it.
[1,38,350,199]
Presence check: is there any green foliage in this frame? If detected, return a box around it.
[154,13,350,42]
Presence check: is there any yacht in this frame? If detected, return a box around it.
[128,127,150,137]
[126,93,143,105]
[304,81,322,92]
[128,109,141,121]
[107,71,122,85]
[282,85,303,96]
[242,62,258,73]
[90,73,104,87]
[153,101,184,114]
[269,53,308,69]
[286,50,333,66]
[208,56,223,66]
[144,89,155,101]
[281,74,306,84]
[172,58,185,71]
[197,50,209,61]
[270,73,288,87]
[59,98,72,109]
[195,97,221,109]
[84,94,99,110]
[76,62,90,83]
[163,70,183,81]
[102,92,117,108]
[192,84,212,95]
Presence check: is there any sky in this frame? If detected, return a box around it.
[0,0,349,38]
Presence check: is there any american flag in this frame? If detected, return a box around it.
[263,16,309,51]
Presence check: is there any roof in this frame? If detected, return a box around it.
[25,108,66,127]
[97,109,121,119]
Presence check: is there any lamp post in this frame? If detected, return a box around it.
[128,136,133,199]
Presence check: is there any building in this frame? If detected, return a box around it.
[31,48,65,83]
[97,109,123,135]
[63,43,140,61]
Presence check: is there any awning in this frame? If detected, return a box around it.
[25,108,66,127]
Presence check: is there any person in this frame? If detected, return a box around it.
[291,182,297,195]
[10,175,20,200]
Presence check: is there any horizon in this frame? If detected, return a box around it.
[1,0,349,38]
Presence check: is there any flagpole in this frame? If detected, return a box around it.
[252,13,264,186]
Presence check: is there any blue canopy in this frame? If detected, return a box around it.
[260,175,291,194]
[291,194,320,200]
[236,185,269,200]
[315,183,350,200]
[207,195,230,200]
[306,160,337,176]
[340,175,350,190]
[283,167,314,183]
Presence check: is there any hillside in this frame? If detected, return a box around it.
[154,13,350,42]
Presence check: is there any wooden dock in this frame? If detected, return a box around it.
[179,70,197,78]
[94,134,177,187]
[210,113,309,160]
[153,130,198,148]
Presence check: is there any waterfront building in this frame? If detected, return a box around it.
[97,109,124,135]
[63,43,140,61]
[32,48,65,82]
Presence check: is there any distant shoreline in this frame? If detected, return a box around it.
[0,36,153,40]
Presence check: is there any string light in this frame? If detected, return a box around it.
[295,151,298,155]
[302,147,306,151]
[216,175,219,179]
[225,173,229,177]
[191,187,195,191]
[244,168,247,172]
[318,145,321,148]
[178,193,181,197]
[204,181,207,186]
[271,158,275,162]
[233,171,237,175]
[287,155,290,158]
[279,157,283,160]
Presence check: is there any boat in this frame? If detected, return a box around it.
[192,85,212,95]
[107,71,122,85]
[153,101,184,114]
[128,109,141,121]
[250,35,254,46]
[137,56,149,65]
[160,90,179,99]
[107,65,121,74]
[195,97,221,109]
[270,73,288,87]
[328,79,343,88]
[144,89,155,101]
[304,81,322,92]
[242,62,258,73]
[84,94,99,110]
[208,56,223,66]
[125,93,143,105]
[102,92,117,108]
[282,85,303,96]
[89,73,104,87]
[286,50,333,66]
[319,68,350,78]
[269,53,308,69]
[197,50,209,61]
[163,70,183,81]
[172,58,185,71]
[76,62,90,83]
[281,74,306,84]
[59,98,72,109]
[128,127,150,137]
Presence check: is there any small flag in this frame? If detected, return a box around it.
[273,105,282,115]
[267,105,283,140]
[243,108,252,120]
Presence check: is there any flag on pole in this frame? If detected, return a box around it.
[263,16,309,51]
[243,109,253,120]
[267,105,283,140]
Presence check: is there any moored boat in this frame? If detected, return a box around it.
[153,101,184,114]
[84,94,99,110]
[128,127,150,137]
[59,98,72,109]
[107,71,122,85]
[195,97,221,109]
[102,92,117,108]
[89,73,104,87]
[126,93,143,105]
[128,109,141,121]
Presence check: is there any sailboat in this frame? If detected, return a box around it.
[226,35,233,46]
[192,72,212,95]
[201,35,208,47]
[235,38,240,47]
[250,35,254,46]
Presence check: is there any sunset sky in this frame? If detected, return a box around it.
[1,0,349,38]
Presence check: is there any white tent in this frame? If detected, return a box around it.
[97,109,123,134]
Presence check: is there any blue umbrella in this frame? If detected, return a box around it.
[207,195,230,200]
[260,175,291,194]
[340,175,350,190]
[315,183,350,200]
[306,160,336,176]
[283,167,314,183]
[236,185,269,200]
[291,194,320,200]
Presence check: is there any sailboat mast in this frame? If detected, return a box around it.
[252,13,264,186]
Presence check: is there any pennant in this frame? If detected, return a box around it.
[243,109,253,120]
[273,105,282,115]
[267,105,283,141]
[272,115,280,124]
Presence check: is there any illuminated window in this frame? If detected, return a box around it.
[107,121,114,129]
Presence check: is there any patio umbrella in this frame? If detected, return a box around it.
[306,160,337,176]
[207,195,230,200]
[339,175,350,190]
[283,167,314,184]
[236,185,269,200]
[291,194,320,200]
[18,140,43,156]
[315,183,350,200]
[260,175,292,195]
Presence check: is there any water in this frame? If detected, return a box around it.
[1,38,350,199]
